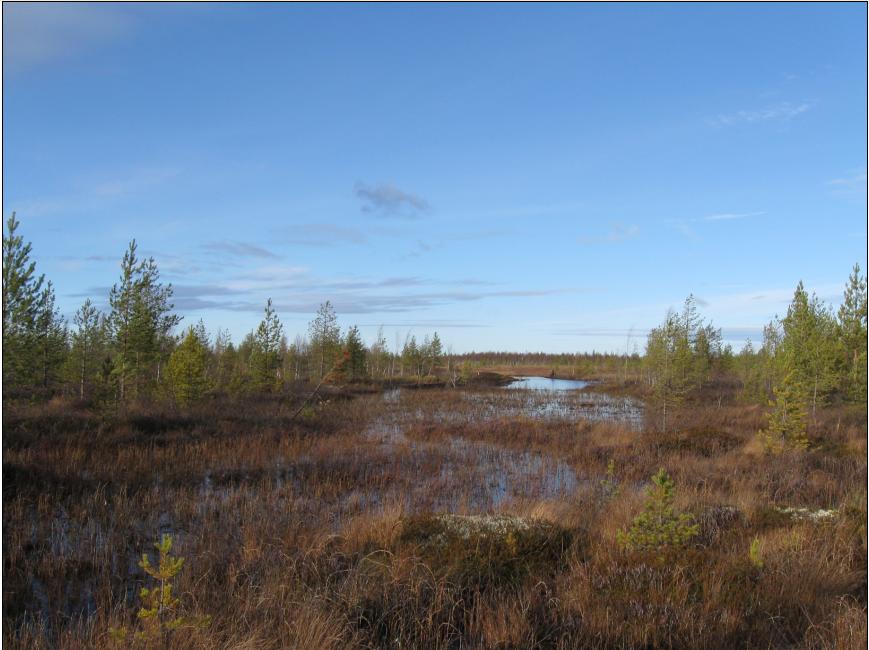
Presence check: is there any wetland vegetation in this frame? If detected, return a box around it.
[3,215,867,648]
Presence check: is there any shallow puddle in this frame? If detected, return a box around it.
[507,376,590,391]
[358,383,640,513]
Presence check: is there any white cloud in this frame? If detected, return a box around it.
[666,211,765,239]
[710,102,813,126]
[578,223,640,245]
[827,170,867,197]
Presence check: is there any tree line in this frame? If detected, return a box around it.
[2,214,450,405]
[3,213,866,421]
[642,268,867,439]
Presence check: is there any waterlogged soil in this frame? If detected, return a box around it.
[10,383,644,628]
[196,384,642,518]
[461,388,643,427]
[357,384,643,513]
[506,376,591,391]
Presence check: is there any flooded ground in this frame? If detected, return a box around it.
[7,380,643,626]
[506,376,590,390]
[359,381,642,514]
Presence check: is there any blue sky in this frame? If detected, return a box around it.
[4,2,866,353]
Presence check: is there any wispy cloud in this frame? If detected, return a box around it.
[203,241,280,259]
[710,101,813,126]
[267,287,580,315]
[578,223,639,245]
[281,223,369,247]
[156,266,584,315]
[85,254,118,262]
[666,210,765,239]
[827,169,867,198]
[401,230,509,260]
[691,211,765,223]
[91,168,181,198]
[607,224,640,242]
[355,182,430,218]
[4,3,131,73]
[551,325,764,344]
[224,265,310,291]
[12,166,182,218]
[403,240,435,259]
[357,319,490,329]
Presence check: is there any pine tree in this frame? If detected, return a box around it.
[136,256,181,388]
[109,534,210,644]
[33,282,68,389]
[837,263,867,403]
[108,241,180,401]
[344,325,367,382]
[191,319,209,348]
[250,298,283,391]
[210,329,231,390]
[67,299,105,400]
[368,326,389,379]
[286,334,309,382]
[759,367,809,451]
[737,340,768,404]
[427,332,443,376]
[2,213,67,394]
[645,309,693,431]
[402,335,421,382]
[617,468,698,552]
[308,301,340,380]
[776,282,840,416]
[167,327,211,405]
[108,242,138,400]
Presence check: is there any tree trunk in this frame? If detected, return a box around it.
[80,352,86,400]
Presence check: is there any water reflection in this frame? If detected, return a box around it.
[358,383,643,513]
[507,376,590,391]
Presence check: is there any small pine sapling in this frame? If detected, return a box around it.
[758,368,810,453]
[109,534,211,644]
[748,536,764,568]
[599,458,621,501]
[617,468,698,553]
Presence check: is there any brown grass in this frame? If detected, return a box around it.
[2,385,866,649]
